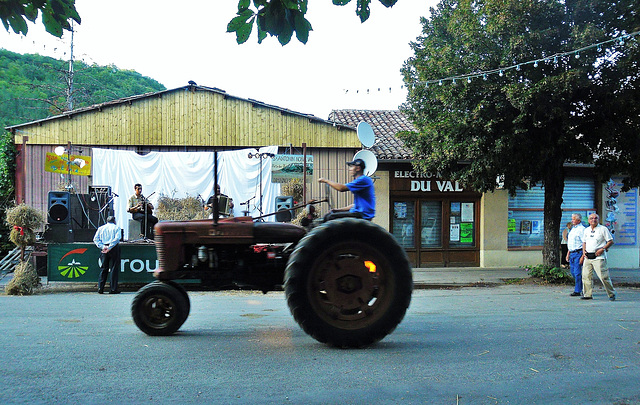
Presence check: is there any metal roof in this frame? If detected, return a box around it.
[5,84,350,131]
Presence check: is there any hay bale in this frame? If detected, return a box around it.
[292,204,319,226]
[5,260,40,295]
[9,227,36,247]
[281,179,303,202]
[155,195,207,221]
[5,203,45,230]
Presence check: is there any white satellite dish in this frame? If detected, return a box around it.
[356,121,375,148]
[353,150,378,177]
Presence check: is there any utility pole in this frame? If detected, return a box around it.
[65,22,74,111]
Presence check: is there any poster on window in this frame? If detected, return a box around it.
[461,203,474,222]
[531,220,541,234]
[460,223,473,243]
[450,223,460,242]
[394,202,407,219]
[606,178,638,245]
[450,202,461,216]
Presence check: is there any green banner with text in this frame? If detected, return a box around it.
[47,243,158,283]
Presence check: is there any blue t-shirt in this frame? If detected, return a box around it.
[346,175,375,220]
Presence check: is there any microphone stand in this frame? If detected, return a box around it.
[247,151,275,218]
[239,196,255,217]
[101,192,117,219]
[141,191,155,242]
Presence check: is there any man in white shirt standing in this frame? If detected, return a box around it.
[581,213,615,301]
[565,213,586,297]
[93,216,122,294]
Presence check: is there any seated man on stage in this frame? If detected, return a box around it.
[127,183,158,239]
[205,184,234,218]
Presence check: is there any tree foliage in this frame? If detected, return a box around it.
[227,0,398,45]
[400,0,640,266]
[0,0,80,37]
[0,131,16,256]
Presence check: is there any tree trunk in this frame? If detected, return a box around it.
[542,167,565,267]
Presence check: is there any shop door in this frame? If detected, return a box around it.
[392,199,479,267]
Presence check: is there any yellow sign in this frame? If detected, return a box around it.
[44,152,92,176]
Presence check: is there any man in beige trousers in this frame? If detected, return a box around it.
[581,213,616,301]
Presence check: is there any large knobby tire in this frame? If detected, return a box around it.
[285,218,413,348]
[131,281,190,336]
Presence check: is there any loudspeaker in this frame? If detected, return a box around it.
[275,196,294,222]
[275,209,293,222]
[128,219,142,241]
[48,191,70,224]
[68,194,85,229]
[42,223,73,243]
[73,229,96,242]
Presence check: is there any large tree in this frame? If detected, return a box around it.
[0,0,80,37]
[400,0,640,266]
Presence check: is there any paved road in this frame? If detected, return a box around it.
[1,285,639,404]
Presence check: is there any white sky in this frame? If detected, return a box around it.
[0,0,437,119]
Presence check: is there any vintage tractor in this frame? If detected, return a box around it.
[131,189,413,348]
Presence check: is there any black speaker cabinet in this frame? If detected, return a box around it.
[275,196,294,222]
[42,223,73,243]
[275,208,293,222]
[48,191,70,224]
[73,228,96,242]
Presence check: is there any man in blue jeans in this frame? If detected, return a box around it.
[565,213,585,296]
[318,158,375,220]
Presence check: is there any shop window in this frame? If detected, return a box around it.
[449,201,475,247]
[508,177,595,249]
[392,201,415,248]
[420,201,442,248]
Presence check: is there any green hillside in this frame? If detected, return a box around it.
[0,48,166,128]
[0,49,166,257]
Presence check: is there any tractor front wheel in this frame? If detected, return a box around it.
[131,281,190,336]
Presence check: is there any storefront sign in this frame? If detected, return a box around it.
[410,180,464,192]
[391,170,478,195]
[48,243,158,283]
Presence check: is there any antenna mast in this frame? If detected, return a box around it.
[66,22,74,111]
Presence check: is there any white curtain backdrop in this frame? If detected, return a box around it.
[92,146,280,239]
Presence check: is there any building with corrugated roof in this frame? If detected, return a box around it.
[6,84,362,221]
[329,109,639,269]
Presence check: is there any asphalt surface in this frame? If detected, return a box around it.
[1,285,639,404]
[2,267,639,404]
